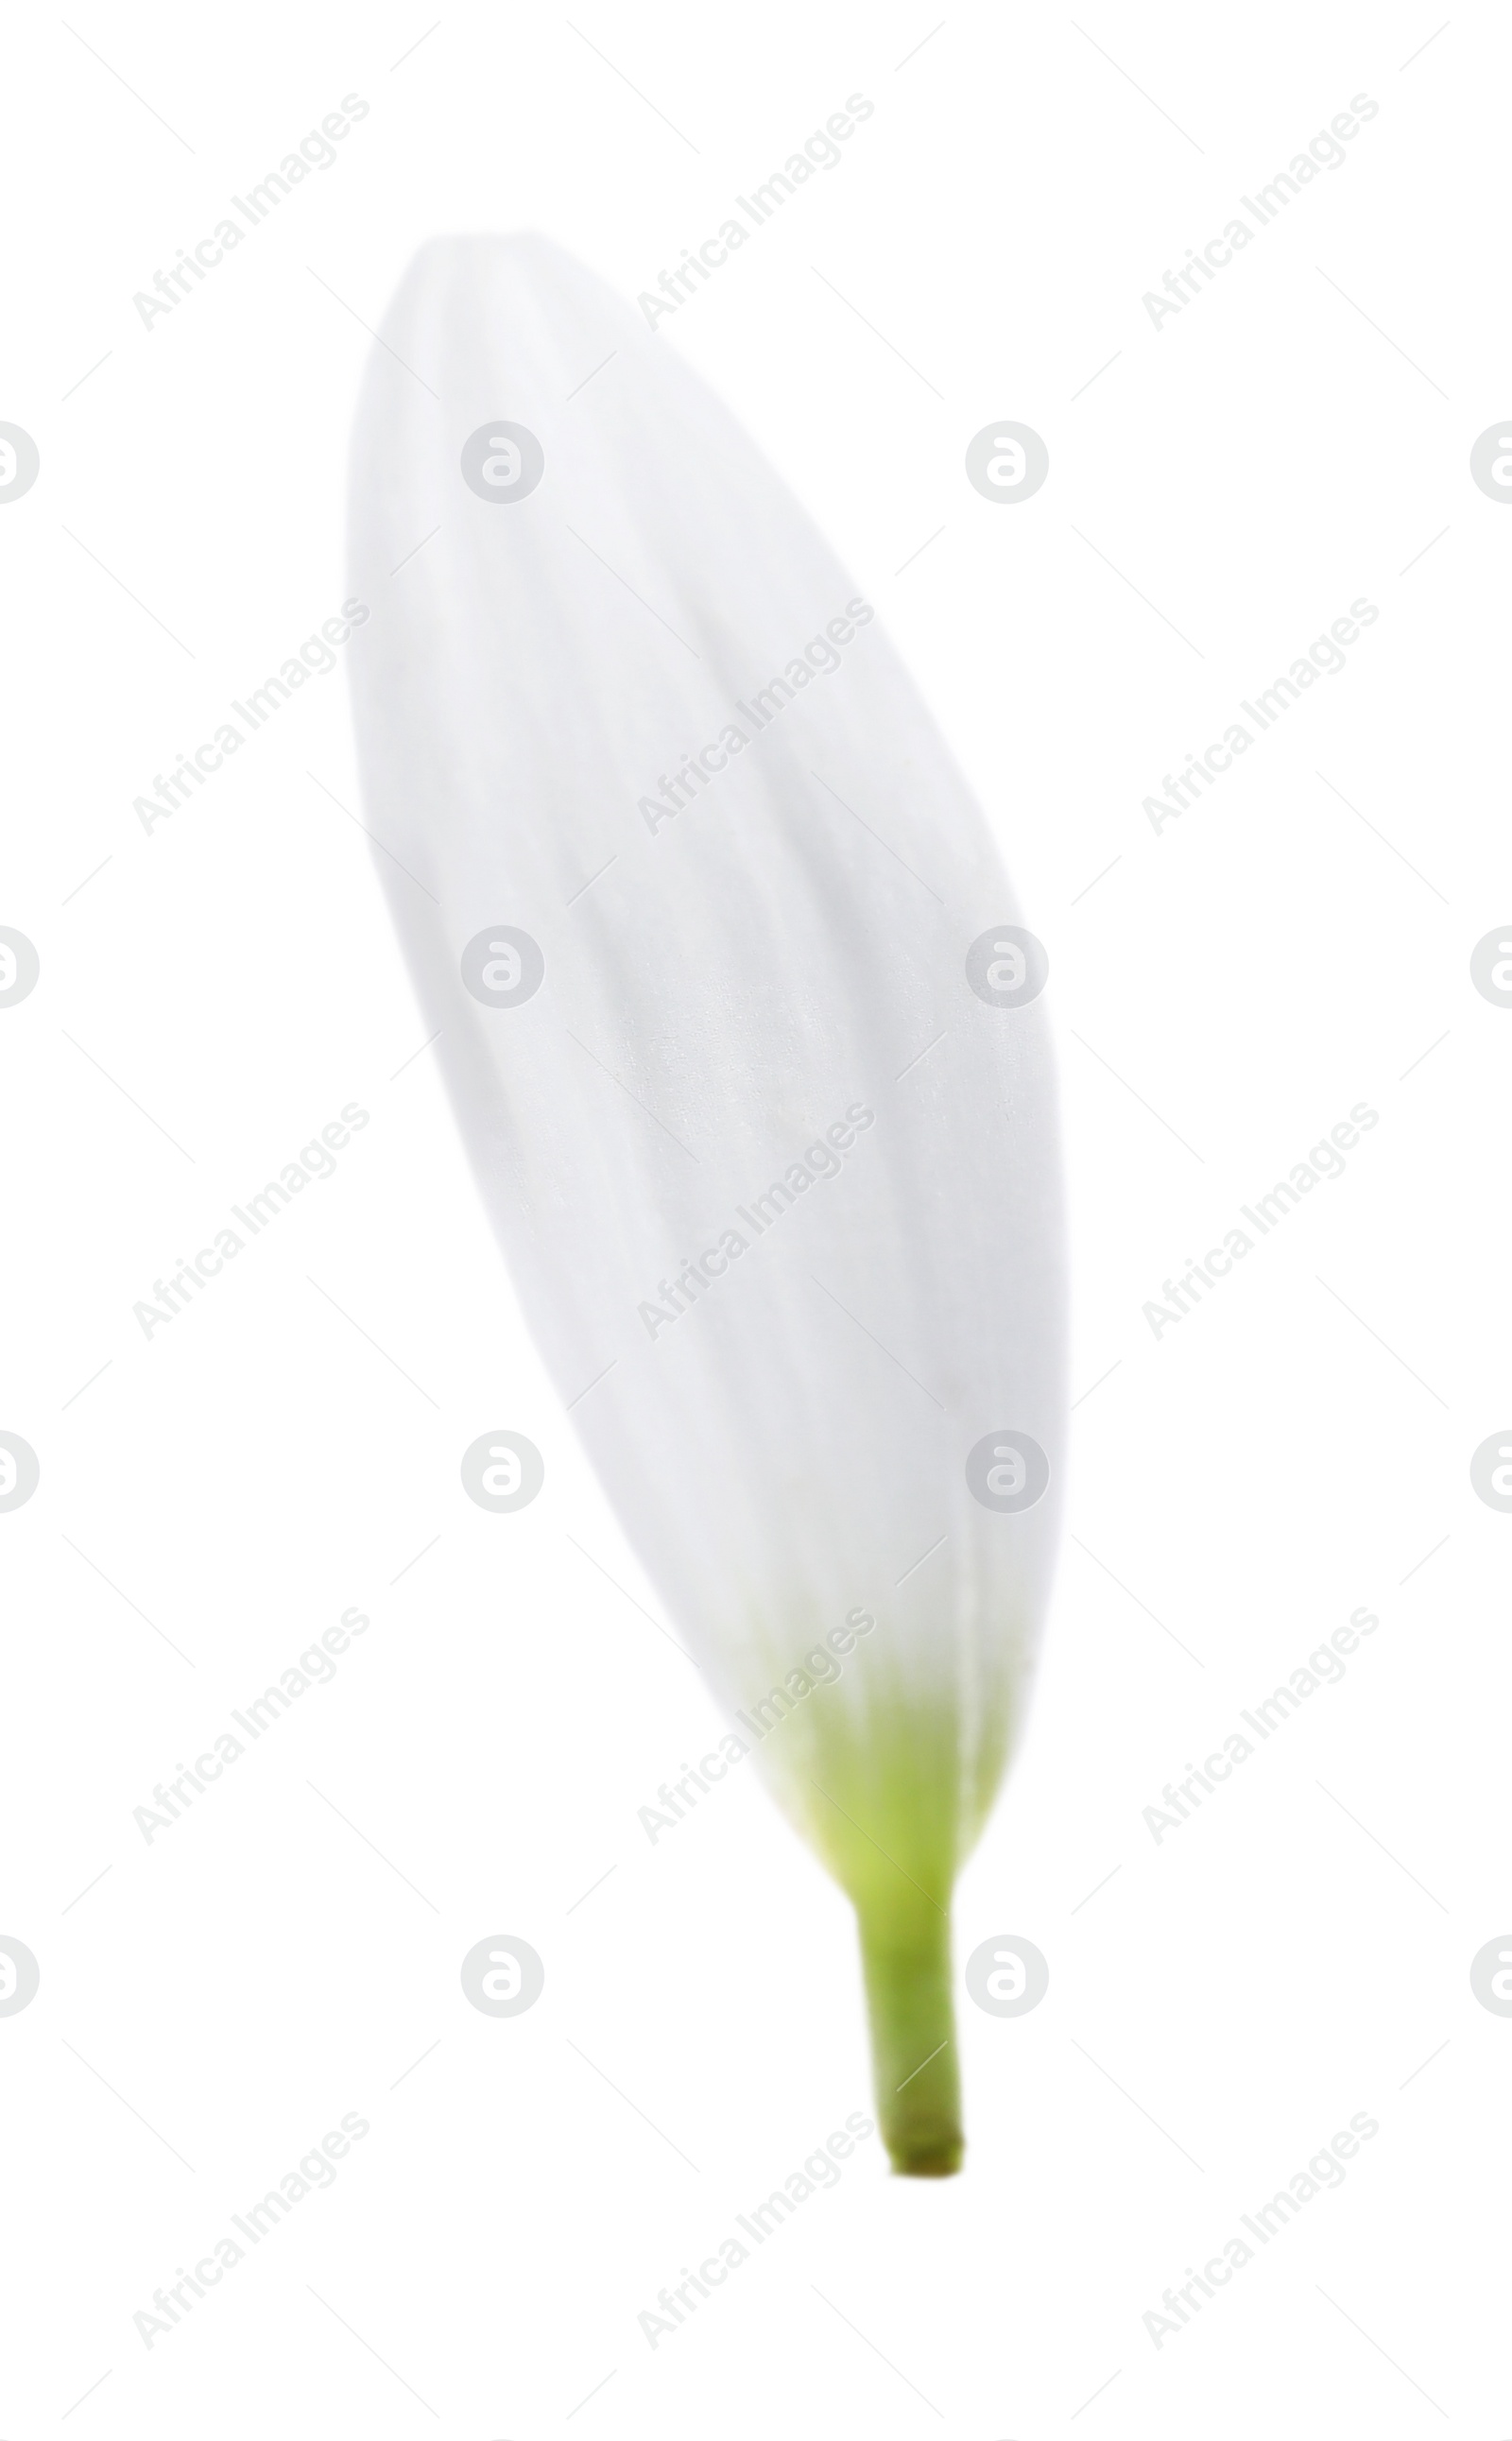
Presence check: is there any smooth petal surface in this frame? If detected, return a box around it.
[347,237,1065,2157]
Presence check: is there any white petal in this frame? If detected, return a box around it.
[347,235,1065,1883]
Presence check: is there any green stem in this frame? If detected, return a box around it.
[855,1887,962,2176]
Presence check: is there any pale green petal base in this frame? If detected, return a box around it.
[749,1680,1016,2178]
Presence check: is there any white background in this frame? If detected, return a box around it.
[2,2,1509,2432]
